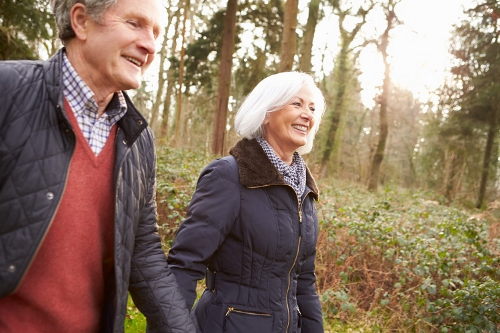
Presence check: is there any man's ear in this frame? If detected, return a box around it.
[70,3,89,41]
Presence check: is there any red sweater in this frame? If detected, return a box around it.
[0,100,116,332]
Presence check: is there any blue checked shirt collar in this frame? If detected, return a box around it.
[62,51,127,155]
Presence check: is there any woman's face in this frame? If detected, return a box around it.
[263,84,316,159]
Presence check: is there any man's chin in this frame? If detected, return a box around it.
[120,79,142,91]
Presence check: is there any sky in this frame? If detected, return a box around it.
[308,0,475,109]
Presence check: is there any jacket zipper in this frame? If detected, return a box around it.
[248,183,313,332]
[226,307,272,317]
[13,116,75,293]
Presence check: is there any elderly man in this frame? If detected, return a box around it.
[0,0,195,332]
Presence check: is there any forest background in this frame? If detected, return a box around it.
[2,0,500,331]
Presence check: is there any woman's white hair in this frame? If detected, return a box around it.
[234,71,326,155]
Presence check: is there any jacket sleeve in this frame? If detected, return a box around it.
[128,142,196,333]
[167,158,241,310]
[297,202,324,332]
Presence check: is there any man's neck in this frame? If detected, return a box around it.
[65,46,114,118]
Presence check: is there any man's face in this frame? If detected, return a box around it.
[81,0,161,92]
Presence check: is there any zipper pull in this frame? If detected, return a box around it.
[226,307,234,316]
[299,210,302,222]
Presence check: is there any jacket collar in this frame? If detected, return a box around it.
[46,48,148,147]
[229,138,319,200]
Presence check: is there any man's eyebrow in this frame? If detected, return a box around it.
[124,10,161,33]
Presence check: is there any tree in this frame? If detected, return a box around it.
[149,4,176,133]
[367,0,401,191]
[463,3,500,208]
[212,0,238,155]
[234,0,284,96]
[159,8,182,139]
[298,0,322,73]
[0,0,55,60]
[318,0,374,176]
[425,0,500,207]
[172,0,190,145]
[279,0,299,72]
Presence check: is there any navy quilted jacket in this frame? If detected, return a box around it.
[0,50,195,333]
[167,139,324,333]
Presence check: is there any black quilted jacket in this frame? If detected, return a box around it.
[0,50,195,333]
[167,139,324,333]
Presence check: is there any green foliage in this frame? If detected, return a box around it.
[150,147,500,331]
[155,144,214,246]
[182,9,229,94]
[125,294,146,332]
[0,0,55,60]
[316,179,500,331]
[421,0,500,207]
[150,147,500,330]
[233,0,284,96]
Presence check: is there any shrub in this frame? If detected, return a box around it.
[153,147,500,331]
[316,181,500,331]
[155,144,214,246]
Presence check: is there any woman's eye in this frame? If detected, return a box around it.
[292,102,301,107]
[309,107,316,113]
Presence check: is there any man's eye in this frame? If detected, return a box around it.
[127,21,139,28]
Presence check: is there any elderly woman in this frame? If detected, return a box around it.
[167,71,326,333]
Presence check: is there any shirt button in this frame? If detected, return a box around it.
[46,192,54,200]
[7,265,16,273]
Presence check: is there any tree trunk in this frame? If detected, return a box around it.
[159,9,182,140]
[444,151,459,203]
[476,107,498,208]
[298,0,320,73]
[172,0,190,146]
[318,4,371,177]
[320,45,348,176]
[149,7,174,133]
[211,0,238,155]
[368,8,394,192]
[279,0,299,72]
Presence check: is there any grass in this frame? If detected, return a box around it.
[125,295,146,332]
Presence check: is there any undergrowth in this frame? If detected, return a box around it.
[126,146,500,332]
[315,181,500,332]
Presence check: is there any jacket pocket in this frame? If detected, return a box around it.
[224,307,273,333]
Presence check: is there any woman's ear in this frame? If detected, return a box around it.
[263,113,269,125]
[70,3,90,41]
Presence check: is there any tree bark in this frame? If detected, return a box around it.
[211,0,238,155]
[476,107,498,208]
[368,4,396,191]
[159,9,182,140]
[172,0,190,146]
[149,6,174,133]
[320,45,348,176]
[319,4,371,176]
[279,0,299,72]
[298,0,320,73]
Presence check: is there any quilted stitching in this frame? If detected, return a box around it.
[0,52,195,332]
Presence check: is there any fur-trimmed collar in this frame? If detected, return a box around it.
[229,138,319,200]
